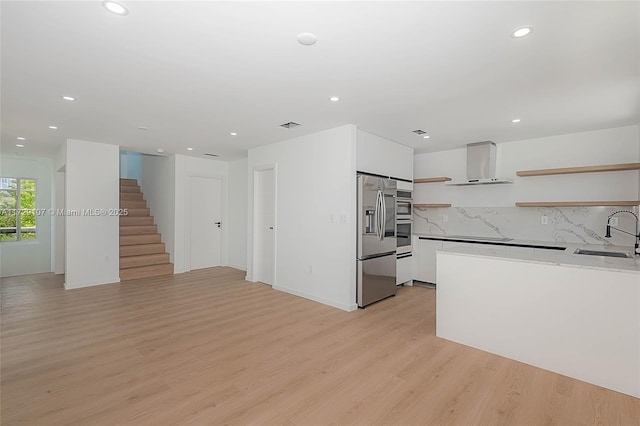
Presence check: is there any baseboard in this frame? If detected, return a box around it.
[273,284,358,312]
[64,276,121,290]
[226,263,247,271]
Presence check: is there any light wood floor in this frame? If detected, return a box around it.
[1,268,638,425]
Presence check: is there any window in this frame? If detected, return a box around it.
[0,178,37,242]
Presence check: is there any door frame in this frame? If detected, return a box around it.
[250,163,277,286]
[185,173,227,272]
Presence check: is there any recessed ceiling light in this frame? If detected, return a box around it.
[230,132,238,136]
[297,32,317,46]
[423,135,430,139]
[512,26,533,38]
[62,96,75,101]
[102,0,129,16]
[187,147,193,151]
[512,118,521,123]
[17,137,26,140]
[16,144,25,148]
[48,125,58,130]
[329,96,340,102]
[157,148,164,153]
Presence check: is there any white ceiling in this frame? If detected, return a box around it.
[2,1,638,160]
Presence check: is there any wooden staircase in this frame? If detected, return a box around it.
[119,178,173,281]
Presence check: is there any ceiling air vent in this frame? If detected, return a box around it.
[280,122,301,129]
[204,153,219,157]
[412,129,427,135]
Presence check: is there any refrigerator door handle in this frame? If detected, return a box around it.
[374,190,380,240]
[377,189,384,241]
[380,191,387,241]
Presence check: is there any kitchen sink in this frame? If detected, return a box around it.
[573,249,633,259]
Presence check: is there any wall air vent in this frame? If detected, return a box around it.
[204,153,219,157]
[412,129,426,135]
[280,122,301,129]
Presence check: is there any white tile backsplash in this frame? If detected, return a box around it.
[413,206,639,247]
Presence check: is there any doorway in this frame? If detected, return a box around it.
[253,167,275,285]
[189,176,222,270]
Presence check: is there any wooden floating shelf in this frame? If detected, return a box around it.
[516,201,640,207]
[414,203,452,208]
[414,177,452,183]
[516,162,640,177]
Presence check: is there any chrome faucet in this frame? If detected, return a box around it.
[605,210,640,255]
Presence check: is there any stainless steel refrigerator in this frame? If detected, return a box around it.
[357,174,397,307]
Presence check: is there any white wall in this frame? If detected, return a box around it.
[356,129,414,180]
[55,141,66,172]
[247,125,358,311]
[173,155,228,273]
[119,151,142,181]
[64,139,120,289]
[54,171,65,274]
[0,156,54,277]
[414,125,639,207]
[54,141,66,275]
[140,155,176,262]
[228,158,248,270]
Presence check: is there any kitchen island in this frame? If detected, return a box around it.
[435,244,640,398]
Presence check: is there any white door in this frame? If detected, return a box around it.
[189,176,222,270]
[254,169,275,285]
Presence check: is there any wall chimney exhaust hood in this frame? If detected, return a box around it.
[445,141,513,186]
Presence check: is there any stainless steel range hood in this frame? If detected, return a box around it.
[446,141,513,186]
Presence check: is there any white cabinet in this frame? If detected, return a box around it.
[441,241,471,251]
[415,239,442,283]
[356,129,414,181]
[412,236,420,279]
[397,254,413,285]
[442,241,508,255]
[416,239,512,284]
[397,180,414,191]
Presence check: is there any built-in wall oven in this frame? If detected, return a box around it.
[396,187,413,285]
[396,188,413,256]
[396,219,412,255]
[396,189,412,220]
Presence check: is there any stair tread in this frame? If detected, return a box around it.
[121,263,173,268]
[120,243,165,252]
[120,253,171,269]
[120,243,165,250]
[120,263,173,281]
[120,234,162,245]
[120,186,141,193]
[120,242,164,251]
[120,253,169,258]
[120,216,154,223]
[124,208,150,216]
[120,225,157,235]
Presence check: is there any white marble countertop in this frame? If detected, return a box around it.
[415,233,640,273]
